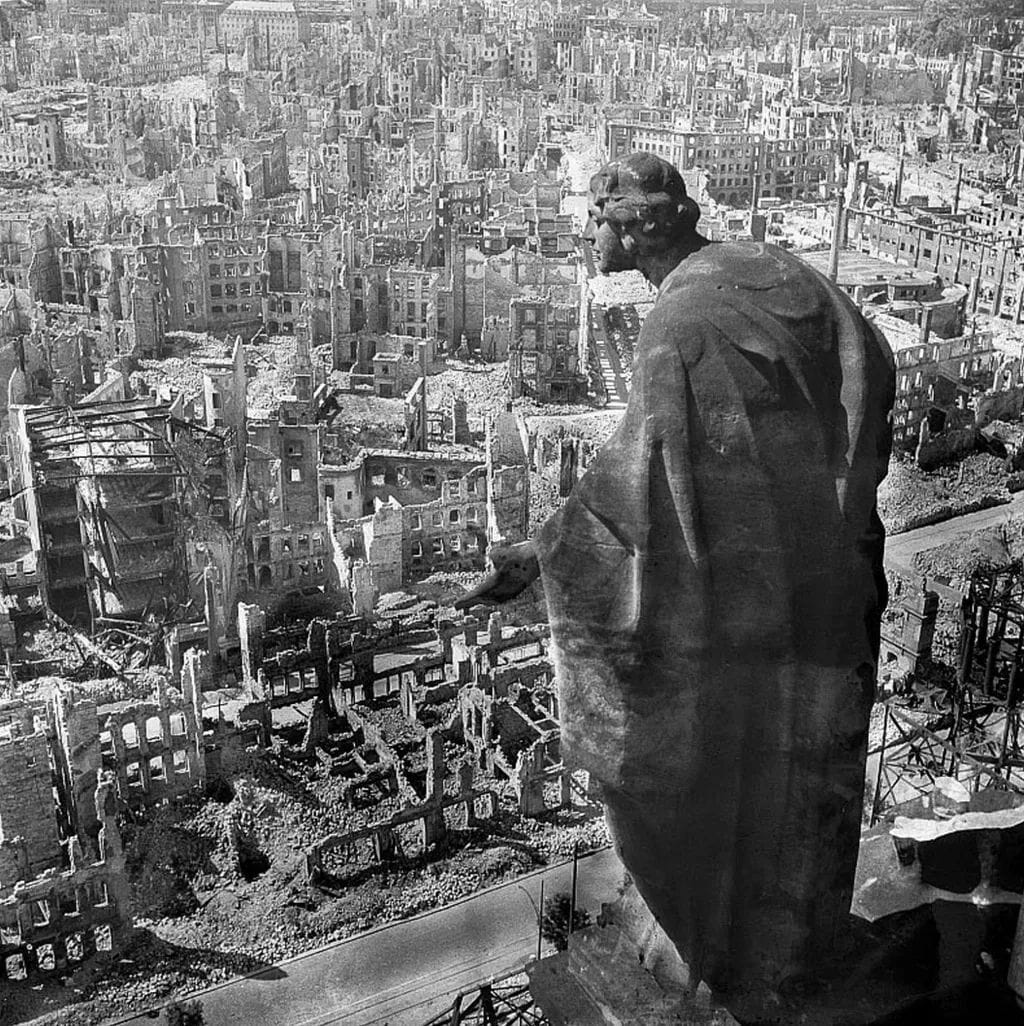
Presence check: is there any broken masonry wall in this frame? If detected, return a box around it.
[0,773,129,984]
[371,647,445,698]
[305,727,499,879]
[507,295,585,403]
[238,605,354,710]
[0,217,60,302]
[372,351,416,397]
[27,220,61,303]
[340,704,418,804]
[491,696,544,765]
[358,450,485,512]
[915,421,981,470]
[451,237,485,346]
[243,521,331,594]
[372,332,444,372]
[164,623,209,686]
[485,656,554,698]
[448,619,549,688]
[126,270,167,357]
[331,500,403,611]
[889,327,999,450]
[238,602,266,685]
[320,462,363,523]
[49,690,102,860]
[99,682,205,810]
[326,502,353,605]
[488,406,528,468]
[974,383,1024,429]
[183,530,238,647]
[277,420,320,527]
[514,742,560,818]
[399,675,459,723]
[461,686,520,781]
[402,474,488,579]
[386,268,444,340]
[0,699,38,736]
[0,837,29,896]
[0,731,62,878]
[486,459,529,545]
[880,586,939,678]
[260,649,321,709]
[349,561,376,617]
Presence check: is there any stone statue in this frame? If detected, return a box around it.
[457,153,895,1022]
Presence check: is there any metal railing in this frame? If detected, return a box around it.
[421,969,550,1026]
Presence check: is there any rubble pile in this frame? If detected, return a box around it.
[323,392,406,459]
[132,332,236,401]
[23,725,607,1025]
[14,624,87,677]
[560,128,604,193]
[878,453,1011,534]
[529,468,563,535]
[587,269,654,308]
[246,336,299,414]
[910,514,1024,590]
[525,411,619,448]
[427,362,511,426]
[133,356,206,402]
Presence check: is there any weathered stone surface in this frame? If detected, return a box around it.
[536,165,894,1021]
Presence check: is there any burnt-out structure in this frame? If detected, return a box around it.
[873,563,1024,818]
[7,395,189,625]
[0,774,129,986]
[328,443,529,613]
[0,699,131,987]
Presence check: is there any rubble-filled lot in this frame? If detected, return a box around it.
[910,514,1024,593]
[427,359,598,422]
[878,452,1011,534]
[324,391,407,458]
[427,360,512,428]
[15,702,607,1026]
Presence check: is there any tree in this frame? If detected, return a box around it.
[540,892,591,952]
[165,999,205,1026]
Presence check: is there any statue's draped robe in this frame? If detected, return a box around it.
[536,243,894,1009]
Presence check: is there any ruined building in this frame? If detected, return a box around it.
[0,697,131,986]
[7,390,190,626]
[508,293,587,403]
[327,436,528,614]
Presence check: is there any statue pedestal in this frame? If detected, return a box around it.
[528,860,1024,1025]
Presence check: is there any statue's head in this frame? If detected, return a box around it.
[584,153,702,275]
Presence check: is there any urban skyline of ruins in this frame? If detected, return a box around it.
[1,0,1024,1022]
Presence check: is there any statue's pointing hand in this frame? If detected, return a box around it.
[454,541,540,609]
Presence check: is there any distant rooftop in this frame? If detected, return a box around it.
[362,447,482,464]
[797,250,939,289]
[224,0,296,11]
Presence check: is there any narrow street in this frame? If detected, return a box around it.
[580,240,630,410]
[109,848,624,1026]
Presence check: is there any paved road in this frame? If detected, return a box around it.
[112,848,624,1026]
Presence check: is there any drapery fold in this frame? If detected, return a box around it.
[536,243,894,1007]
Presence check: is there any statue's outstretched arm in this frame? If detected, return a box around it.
[454,540,540,609]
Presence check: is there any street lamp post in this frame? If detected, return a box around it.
[568,842,579,940]
[516,880,545,961]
